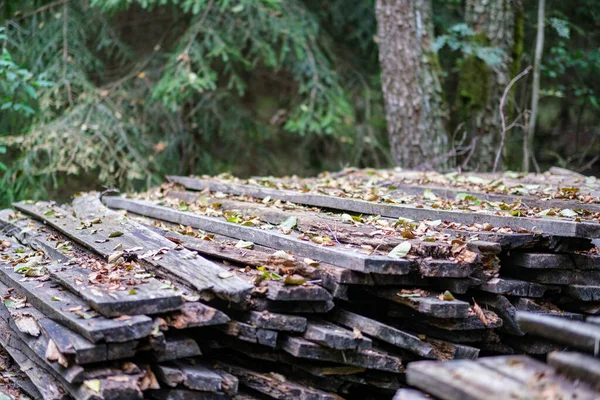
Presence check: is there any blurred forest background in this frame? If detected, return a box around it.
[0,0,599,206]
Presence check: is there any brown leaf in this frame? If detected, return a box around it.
[14,313,40,337]
[139,366,160,390]
[472,299,489,327]
[46,339,69,367]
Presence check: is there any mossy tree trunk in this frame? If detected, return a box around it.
[376,0,448,170]
[456,0,518,171]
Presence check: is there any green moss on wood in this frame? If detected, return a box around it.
[456,56,491,122]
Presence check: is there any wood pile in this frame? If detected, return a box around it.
[402,311,600,399]
[1,168,600,399]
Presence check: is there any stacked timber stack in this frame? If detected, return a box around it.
[164,169,600,354]
[1,168,600,399]
[398,311,600,399]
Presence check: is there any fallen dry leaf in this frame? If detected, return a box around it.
[46,339,69,367]
[14,313,40,337]
[472,299,489,327]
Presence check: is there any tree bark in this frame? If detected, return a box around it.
[456,0,517,171]
[376,0,448,169]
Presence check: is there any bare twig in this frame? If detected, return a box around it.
[14,0,67,21]
[183,0,214,55]
[577,155,600,173]
[494,65,532,173]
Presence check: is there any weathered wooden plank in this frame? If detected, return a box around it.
[162,302,230,330]
[478,355,598,399]
[168,176,600,238]
[416,260,472,279]
[321,266,475,294]
[563,285,600,301]
[328,309,435,358]
[154,364,184,387]
[36,314,111,367]
[281,336,404,373]
[0,296,143,389]
[548,351,600,390]
[0,240,153,343]
[214,321,278,348]
[388,182,600,213]
[516,311,600,354]
[504,267,600,285]
[171,188,573,252]
[407,359,532,400]
[0,211,184,317]
[505,252,574,269]
[512,298,584,320]
[263,280,332,302]
[242,311,307,332]
[104,197,413,275]
[171,361,225,392]
[386,301,502,331]
[13,199,253,303]
[48,264,183,318]
[478,277,556,298]
[215,361,339,400]
[391,320,499,343]
[369,289,471,319]
[571,253,600,270]
[153,334,202,362]
[303,319,372,351]
[503,250,600,270]
[0,339,68,400]
[0,304,105,400]
[251,298,335,314]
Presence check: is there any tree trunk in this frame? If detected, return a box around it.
[524,0,545,172]
[456,0,517,171]
[376,0,448,170]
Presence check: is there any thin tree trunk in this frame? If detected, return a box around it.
[376,0,447,170]
[415,0,449,169]
[524,0,545,172]
[456,0,516,171]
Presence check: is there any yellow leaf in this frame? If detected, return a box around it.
[84,379,101,393]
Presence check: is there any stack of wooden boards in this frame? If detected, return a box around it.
[399,311,600,399]
[1,168,600,399]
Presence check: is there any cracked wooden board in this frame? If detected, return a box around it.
[168,176,600,238]
[103,197,414,275]
[0,238,153,343]
[12,199,253,304]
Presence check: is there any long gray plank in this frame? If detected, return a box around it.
[368,288,471,319]
[168,176,600,238]
[0,324,69,400]
[516,312,600,354]
[478,355,598,399]
[0,211,185,317]
[0,238,153,343]
[387,182,600,213]
[281,336,404,372]
[13,199,252,303]
[548,351,600,390]
[103,197,413,275]
[407,359,534,400]
[215,361,338,400]
[303,319,372,351]
[328,309,435,358]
